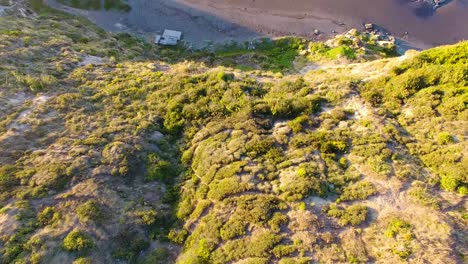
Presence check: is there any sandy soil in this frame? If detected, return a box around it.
[45,0,468,48]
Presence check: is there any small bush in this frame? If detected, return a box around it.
[216,71,235,82]
[0,165,18,191]
[167,229,189,244]
[272,244,297,258]
[113,229,150,262]
[146,153,178,183]
[245,138,276,158]
[384,219,412,239]
[338,181,377,202]
[320,141,347,154]
[73,258,92,264]
[288,115,310,133]
[143,247,170,264]
[325,204,368,226]
[220,219,246,240]
[437,132,454,145]
[440,175,459,192]
[76,200,103,223]
[135,209,158,225]
[37,207,60,226]
[458,186,468,196]
[408,182,440,208]
[268,212,289,233]
[63,230,94,252]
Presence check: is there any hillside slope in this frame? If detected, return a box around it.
[0,2,466,264]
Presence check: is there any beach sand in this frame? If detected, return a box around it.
[179,0,468,47]
[45,0,468,48]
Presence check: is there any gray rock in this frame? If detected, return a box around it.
[364,23,374,31]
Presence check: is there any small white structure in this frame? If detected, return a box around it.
[155,30,182,46]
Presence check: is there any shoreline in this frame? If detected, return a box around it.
[44,0,467,50]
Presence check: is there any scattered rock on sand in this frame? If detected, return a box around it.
[79,55,105,66]
[365,23,374,31]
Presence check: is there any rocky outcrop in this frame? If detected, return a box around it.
[429,0,452,9]
[0,0,36,18]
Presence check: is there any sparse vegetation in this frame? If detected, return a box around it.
[324,204,368,226]
[0,1,465,263]
[76,200,103,223]
[63,230,94,252]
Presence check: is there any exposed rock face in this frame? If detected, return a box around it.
[0,0,36,18]
[429,0,452,9]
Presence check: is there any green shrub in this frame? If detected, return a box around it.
[63,230,94,252]
[408,182,440,209]
[73,257,92,264]
[143,247,170,264]
[207,177,250,201]
[458,186,468,196]
[280,164,325,200]
[325,204,368,226]
[167,229,189,244]
[135,209,158,225]
[265,147,284,164]
[196,239,215,260]
[288,115,310,133]
[384,218,413,258]
[37,206,60,226]
[268,212,289,233]
[216,71,235,82]
[76,200,103,223]
[146,153,178,183]
[102,142,135,177]
[338,181,377,202]
[326,46,356,60]
[391,245,412,259]
[272,244,297,258]
[112,229,150,262]
[220,219,246,240]
[320,141,347,154]
[384,219,412,240]
[211,231,282,262]
[245,138,276,158]
[437,132,454,145]
[440,175,459,191]
[35,163,70,190]
[0,165,18,191]
[278,258,312,264]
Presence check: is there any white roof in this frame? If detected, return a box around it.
[154,30,182,45]
[162,30,182,40]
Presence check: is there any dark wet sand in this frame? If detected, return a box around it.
[46,0,468,48]
[180,0,468,47]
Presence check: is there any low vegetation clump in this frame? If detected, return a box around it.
[338,181,377,202]
[63,230,94,252]
[324,204,368,226]
[384,218,414,259]
[37,206,60,226]
[76,201,103,223]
